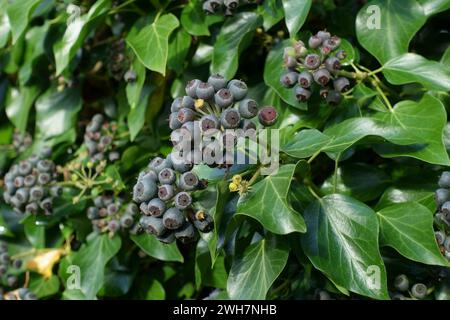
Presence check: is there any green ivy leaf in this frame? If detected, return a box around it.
[264,40,307,110]
[301,194,389,299]
[282,0,311,37]
[130,233,184,263]
[258,0,284,31]
[376,187,436,212]
[23,216,45,249]
[383,53,450,92]
[441,46,450,66]
[6,0,40,44]
[127,13,179,76]
[418,0,450,16]
[126,58,146,110]
[28,274,60,299]
[321,163,390,202]
[35,86,82,141]
[180,0,210,36]
[227,234,289,299]
[195,240,227,290]
[53,0,111,75]
[0,1,10,48]
[356,0,426,64]
[127,84,155,141]
[5,85,40,133]
[377,202,449,266]
[145,278,165,300]
[283,94,450,166]
[67,234,121,299]
[168,28,191,74]
[237,164,306,235]
[211,12,261,80]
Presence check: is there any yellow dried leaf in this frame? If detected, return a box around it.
[27,249,62,279]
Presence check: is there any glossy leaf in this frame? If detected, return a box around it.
[68,234,121,299]
[383,53,450,92]
[5,86,40,133]
[377,202,449,266]
[130,233,184,263]
[301,194,389,299]
[418,0,450,16]
[35,86,82,140]
[211,12,261,80]
[127,13,179,76]
[125,58,146,110]
[237,164,306,235]
[127,84,154,141]
[283,94,450,166]
[356,0,426,63]
[321,163,390,202]
[227,235,289,299]
[54,0,111,75]
[180,0,210,36]
[282,0,311,37]
[168,28,191,74]
[6,0,40,43]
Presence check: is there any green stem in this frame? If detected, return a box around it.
[248,167,262,186]
[307,150,321,164]
[373,80,394,112]
[109,0,137,14]
[307,185,321,200]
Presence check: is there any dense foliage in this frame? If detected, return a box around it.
[0,0,449,300]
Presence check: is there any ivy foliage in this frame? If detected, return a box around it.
[0,0,449,300]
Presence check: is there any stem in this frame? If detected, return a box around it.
[307,150,321,164]
[248,167,262,186]
[366,67,384,77]
[333,154,340,193]
[373,80,394,112]
[109,0,137,14]
[307,185,321,200]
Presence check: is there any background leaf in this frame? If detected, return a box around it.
[282,0,311,37]
[131,233,184,263]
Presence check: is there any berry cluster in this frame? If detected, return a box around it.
[170,74,278,168]
[202,0,259,16]
[280,30,351,105]
[391,274,429,300]
[0,242,37,300]
[87,195,141,235]
[84,114,120,163]
[133,156,213,244]
[434,172,450,261]
[3,148,61,216]
[12,129,32,153]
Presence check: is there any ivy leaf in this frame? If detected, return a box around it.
[130,233,184,263]
[127,13,179,76]
[6,0,40,44]
[211,12,261,80]
[383,53,450,92]
[126,58,146,110]
[53,0,111,75]
[227,234,289,299]
[5,86,40,133]
[282,0,311,37]
[28,274,60,299]
[301,194,389,299]
[236,164,306,235]
[0,3,10,48]
[356,0,426,64]
[283,94,450,166]
[35,86,82,141]
[195,240,227,290]
[180,0,210,36]
[168,28,191,74]
[376,187,436,212]
[67,234,121,299]
[321,163,390,202]
[377,202,449,266]
[441,46,450,66]
[128,84,155,141]
[264,40,307,110]
[257,0,284,31]
[418,0,450,16]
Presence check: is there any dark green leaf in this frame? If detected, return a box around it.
[227,234,289,299]
[282,0,311,37]
[356,0,426,63]
[237,164,307,235]
[301,194,389,299]
[383,53,450,91]
[211,12,261,80]
[127,84,154,141]
[377,202,449,266]
[180,0,210,36]
[130,233,183,262]
[53,0,111,75]
[168,28,191,74]
[125,57,146,110]
[5,86,40,133]
[28,274,60,299]
[127,13,179,76]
